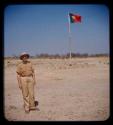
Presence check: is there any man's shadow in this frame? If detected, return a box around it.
[35,100,39,107]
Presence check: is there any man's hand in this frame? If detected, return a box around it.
[17,74,22,89]
[19,84,22,89]
[18,80,22,89]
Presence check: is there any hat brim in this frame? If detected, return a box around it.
[20,54,29,60]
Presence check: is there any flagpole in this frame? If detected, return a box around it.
[68,13,72,65]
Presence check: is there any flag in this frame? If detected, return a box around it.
[69,13,81,23]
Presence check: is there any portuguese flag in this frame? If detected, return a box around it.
[69,13,81,23]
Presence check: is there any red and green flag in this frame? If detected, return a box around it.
[69,13,81,23]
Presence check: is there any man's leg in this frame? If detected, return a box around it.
[28,77,36,110]
[21,77,29,113]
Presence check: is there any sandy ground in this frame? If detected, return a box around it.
[4,57,110,121]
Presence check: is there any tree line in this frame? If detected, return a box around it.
[5,53,109,59]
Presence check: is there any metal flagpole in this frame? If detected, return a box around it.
[68,13,72,65]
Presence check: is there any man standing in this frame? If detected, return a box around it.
[16,52,37,113]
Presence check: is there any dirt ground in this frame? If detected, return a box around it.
[4,57,110,121]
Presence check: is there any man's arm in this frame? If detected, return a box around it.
[31,63,36,85]
[17,73,22,89]
[32,72,36,85]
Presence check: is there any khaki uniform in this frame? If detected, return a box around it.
[16,61,35,111]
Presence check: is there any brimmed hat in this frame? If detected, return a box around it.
[20,52,30,60]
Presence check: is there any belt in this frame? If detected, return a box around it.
[20,75,32,77]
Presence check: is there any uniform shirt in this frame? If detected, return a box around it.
[16,61,34,76]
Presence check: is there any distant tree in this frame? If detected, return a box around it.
[12,54,18,59]
[35,54,39,58]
